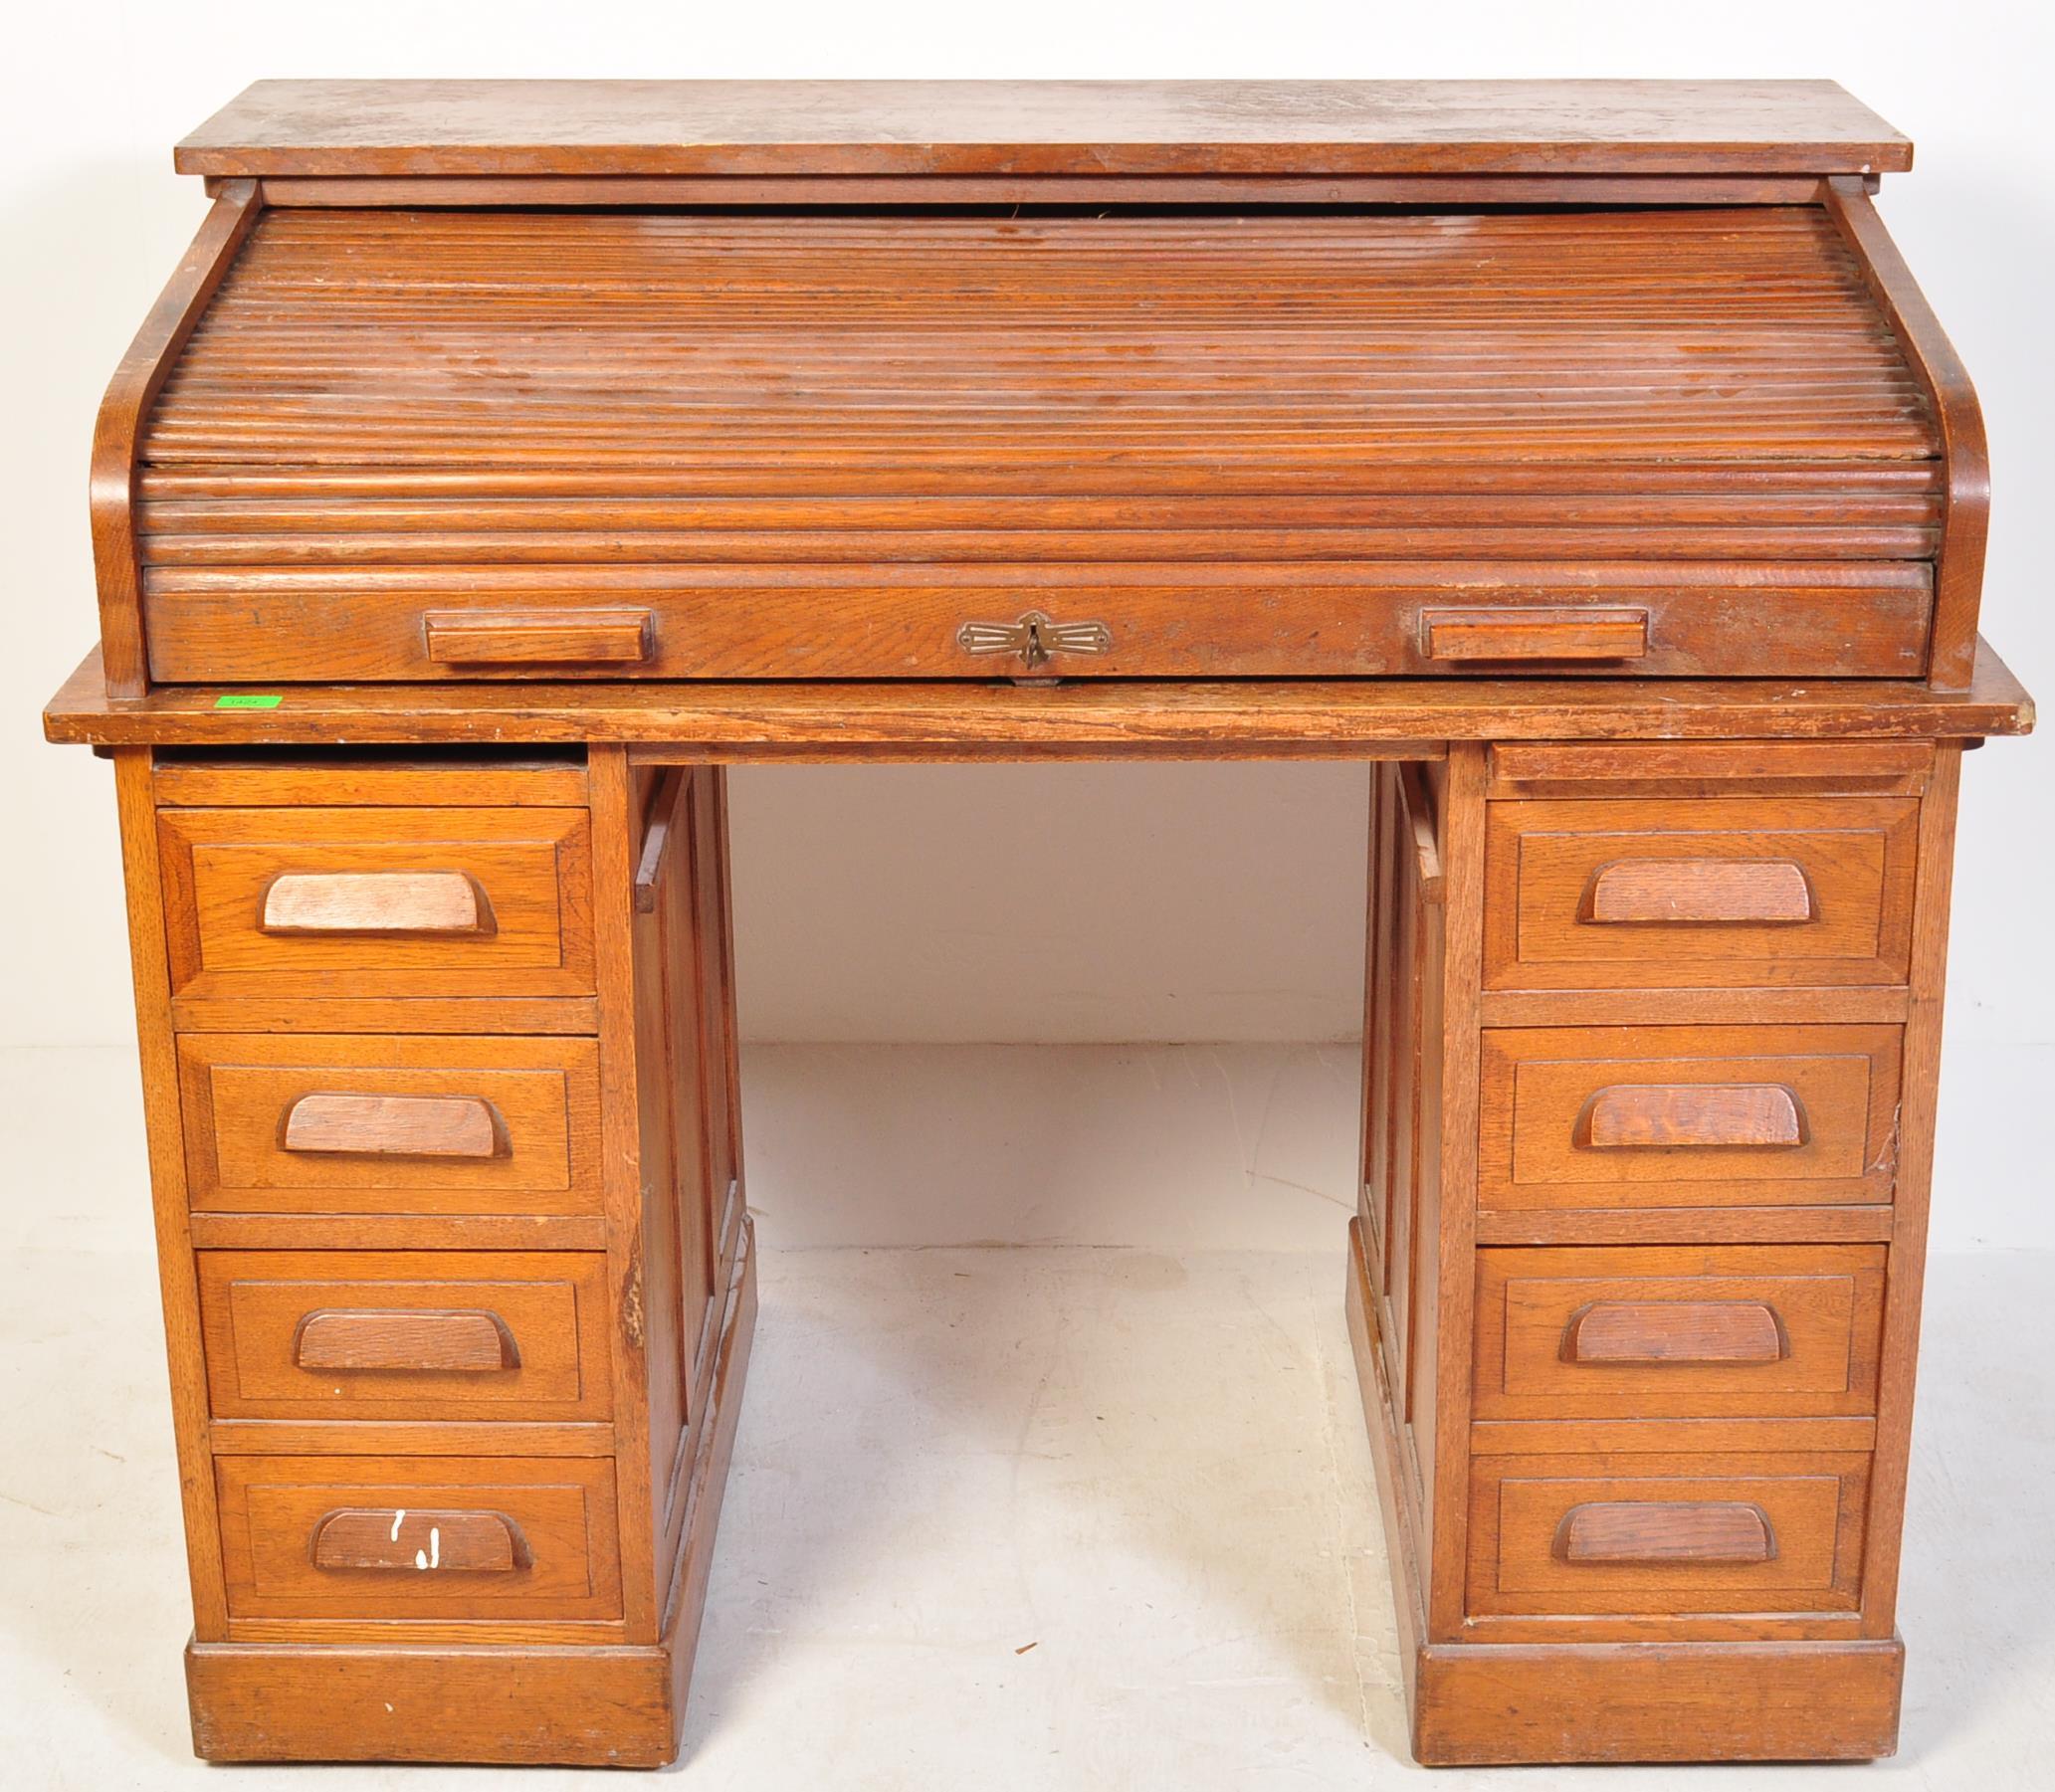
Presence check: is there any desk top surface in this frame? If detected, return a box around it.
[175,80,1912,179]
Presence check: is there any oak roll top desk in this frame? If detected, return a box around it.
[42,80,2034,1769]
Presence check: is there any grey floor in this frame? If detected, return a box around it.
[3,1047,2051,1788]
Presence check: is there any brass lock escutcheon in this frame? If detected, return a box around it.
[956,610,1113,671]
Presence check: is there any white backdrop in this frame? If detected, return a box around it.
[5,6,2049,1239]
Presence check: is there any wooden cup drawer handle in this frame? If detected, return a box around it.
[292,1307,520,1372]
[261,871,495,936]
[1575,1083,1808,1149]
[1562,1300,1786,1365]
[423,607,654,665]
[281,1093,509,1159]
[311,1507,531,1573]
[1555,1500,1776,1565]
[1579,858,1815,924]
[1421,606,1648,663]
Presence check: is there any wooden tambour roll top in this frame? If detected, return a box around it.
[95,80,1987,694]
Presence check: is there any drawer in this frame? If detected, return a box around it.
[177,1034,602,1215]
[1467,1452,1871,1620]
[1484,796,1919,990]
[1480,1026,1902,1213]
[197,1251,612,1421]
[156,806,594,1002]
[141,566,1932,684]
[215,1455,621,1623]
[1474,1245,1887,1421]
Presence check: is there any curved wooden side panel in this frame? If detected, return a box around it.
[1824,177,1988,691]
[89,178,261,697]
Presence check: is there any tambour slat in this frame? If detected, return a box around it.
[133,203,1945,677]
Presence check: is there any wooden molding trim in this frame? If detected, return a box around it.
[1824,178,1988,691]
[89,180,260,697]
[42,642,2036,753]
[249,172,1840,209]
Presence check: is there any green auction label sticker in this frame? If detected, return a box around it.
[214,694,284,709]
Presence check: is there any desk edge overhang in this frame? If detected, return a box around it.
[43,640,2032,759]
[169,79,1915,180]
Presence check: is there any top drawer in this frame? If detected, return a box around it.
[1485,796,1920,991]
[157,806,595,1002]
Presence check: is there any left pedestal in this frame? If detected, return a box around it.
[107,744,752,1766]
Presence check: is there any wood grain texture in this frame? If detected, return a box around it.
[586,744,659,1644]
[90,181,259,695]
[126,203,1946,687]
[172,81,1913,178]
[1582,859,1814,925]
[1474,1244,1886,1421]
[1427,744,1487,1641]
[1478,1025,1902,1213]
[109,750,231,1637]
[310,1507,530,1573]
[151,750,589,809]
[175,1033,602,1216]
[247,172,1843,209]
[1857,743,1961,1637]
[1473,1205,1895,1248]
[1561,1300,1785,1365]
[1556,1500,1775,1564]
[1424,608,1648,664]
[213,1454,620,1623]
[1575,1082,1807,1149]
[262,871,492,937]
[281,1092,506,1158]
[181,1218,756,1765]
[141,572,1935,685]
[1826,180,1988,688]
[197,1249,611,1420]
[1487,739,1935,798]
[1408,1637,1903,1764]
[293,1308,518,1372]
[156,804,594,1002]
[424,610,654,667]
[185,1638,674,1766]
[46,640,2034,753]
[1466,1451,1871,1628]
[1485,796,1920,990]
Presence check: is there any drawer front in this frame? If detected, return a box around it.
[215,1455,621,1622]
[197,1251,612,1421]
[1468,1452,1870,1619]
[177,1034,602,1215]
[1474,1245,1887,1420]
[1480,1026,1902,1213]
[1484,796,1919,990]
[141,567,1932,684]
[157,806,594,1001]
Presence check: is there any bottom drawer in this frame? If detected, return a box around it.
[1467,1452,1870,1621]
[215,1455,622,1623]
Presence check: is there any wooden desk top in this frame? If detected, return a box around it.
[175,80,1912,179]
